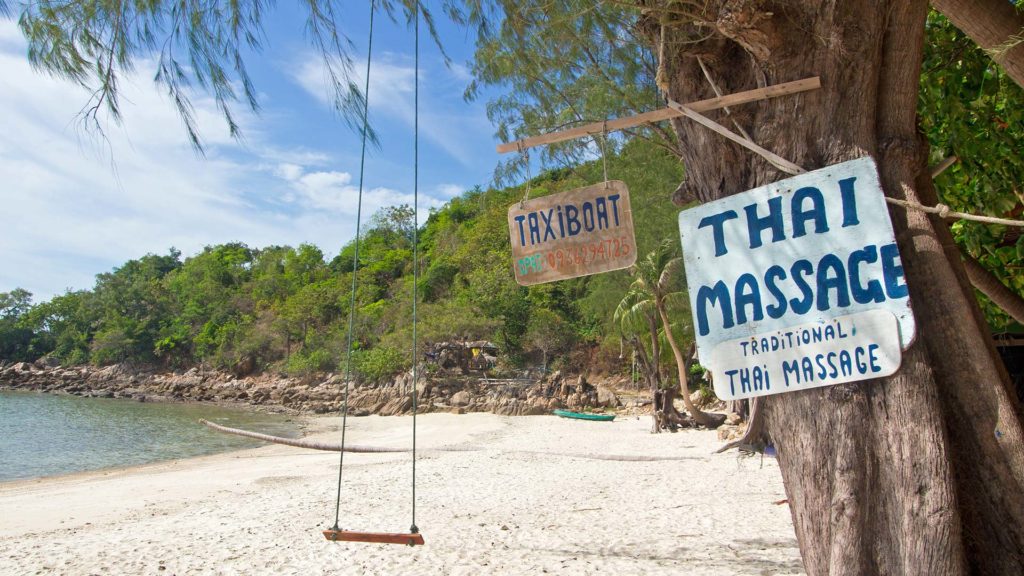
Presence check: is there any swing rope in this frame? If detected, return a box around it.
[327,0,424,546]
[331,0,376,533]
[409,0,420,536]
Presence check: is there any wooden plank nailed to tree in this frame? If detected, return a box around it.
[496,77,821,153]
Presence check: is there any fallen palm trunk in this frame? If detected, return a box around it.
[200,419,696,462]
[200,419,419,453]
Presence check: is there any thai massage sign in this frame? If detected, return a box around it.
[508,180,636,285]
[677,157,915,400]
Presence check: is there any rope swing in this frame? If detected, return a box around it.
[323,0,424,547]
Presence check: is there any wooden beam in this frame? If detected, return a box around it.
[323,530,425,546]
[496,76,821,154]
[664,98,806,175]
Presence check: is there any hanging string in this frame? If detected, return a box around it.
[670,89,1024,227]
[519,143,532,207]
[683,60,1022,227]
[409,0,420,536]
[332,0,376,533]
[600,120,610,188]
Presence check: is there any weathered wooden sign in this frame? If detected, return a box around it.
[677,157,914,400]
[508,180,636,285]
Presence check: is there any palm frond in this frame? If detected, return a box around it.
[658,257,683,293]
[662,291,689,313]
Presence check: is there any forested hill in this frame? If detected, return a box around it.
[0,138,688,381]
[5,8,1024,381]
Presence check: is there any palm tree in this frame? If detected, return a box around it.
[614,239,723,429]
[615,288,672,433]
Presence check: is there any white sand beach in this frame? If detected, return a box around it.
[0,413,802,575]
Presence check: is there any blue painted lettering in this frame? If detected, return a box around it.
[838,177,860,227]
[734,273,764,325]
[791,187,829,238]
[565,205,581,236]
[815,253,851,311]
[848,245,885,303]
[696,281,734,336]
[789,259,815,314]
[880,243,908,299]
[745,196,785,249]
[764,265,788,319]
[582,201,596,232]
[514,215,527,247]
[698,210,739,257]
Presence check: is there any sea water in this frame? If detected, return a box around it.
[0,391,299,482]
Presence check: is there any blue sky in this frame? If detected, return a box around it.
[0,4,506,302]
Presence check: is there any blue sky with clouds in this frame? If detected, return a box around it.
[0,4,505,302]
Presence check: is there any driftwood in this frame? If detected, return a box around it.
[199,419,429,453]
[200,419,698,462]
[714,397,765,454]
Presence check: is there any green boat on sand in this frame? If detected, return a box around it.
[553,409,616,422]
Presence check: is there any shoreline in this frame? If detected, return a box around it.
[0,413,802,575]
[0,409,320,489]
[1,361,632,418]
[0,389,312,485]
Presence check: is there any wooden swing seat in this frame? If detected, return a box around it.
[322,530,425,546]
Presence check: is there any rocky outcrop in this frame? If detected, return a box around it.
[0,362,622,417]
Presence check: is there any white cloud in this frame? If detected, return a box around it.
[277,166,446,224]
[0,21,493,302]
[0,23,407,300]
[276,162,305,181]
[0,22,25,49]
[291,54,415,113]
[435,183,466,198]
[288,51,487,167]
[447,62,473,83]
[258,146,333,168]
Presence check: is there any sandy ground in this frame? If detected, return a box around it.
[0,413,803,575]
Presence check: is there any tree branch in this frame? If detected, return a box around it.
[931,0,1024,89]
[962,247,1024,325]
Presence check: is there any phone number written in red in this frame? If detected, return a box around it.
[516,237,633,276]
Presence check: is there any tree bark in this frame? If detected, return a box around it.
[961,249,1024,325]
[931,0,1024,90]
[641,0,1024,573]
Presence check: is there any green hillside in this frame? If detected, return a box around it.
[0,137,688,382]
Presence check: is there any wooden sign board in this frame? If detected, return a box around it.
[677,157,914,400]
[508,180,636,285]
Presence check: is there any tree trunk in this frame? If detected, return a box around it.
[931,0,1024,89]
[199,419,410,452]
[629,334,663,433]
[653,384,692,431]
[645,313,665,432]
[656,301,725,427]
[961,249,1024,325]
[716,397,765,454]
[642,1,1024,573]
